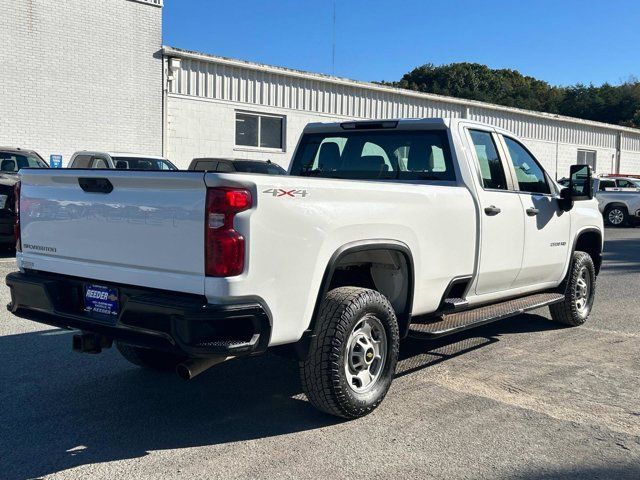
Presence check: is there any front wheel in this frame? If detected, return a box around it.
[549,251,596,326]
[299,287,399,419]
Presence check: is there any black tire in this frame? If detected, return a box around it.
[549,251,596,326]
[604,205,628,227]
[299,287,399,419]
[116,342,185,371]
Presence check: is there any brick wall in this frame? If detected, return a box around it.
[0,0,163,165]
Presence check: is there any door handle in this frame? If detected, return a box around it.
[484,205,501,216]
[526,207,539,216]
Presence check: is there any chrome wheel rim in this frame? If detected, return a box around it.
[608,209,624,225]
[344,315,387,393]
[574,266,591,316]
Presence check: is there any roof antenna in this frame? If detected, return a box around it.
[332,0,336,75]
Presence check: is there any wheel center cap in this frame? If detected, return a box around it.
[365,348,374,364]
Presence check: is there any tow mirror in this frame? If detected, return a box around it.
[568,164,593,201]
[559,164,593,211]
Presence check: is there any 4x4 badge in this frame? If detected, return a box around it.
[262,188,308,198]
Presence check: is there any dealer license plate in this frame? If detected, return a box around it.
[84,284,119,320]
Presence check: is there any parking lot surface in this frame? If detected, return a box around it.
[0,228,639,480]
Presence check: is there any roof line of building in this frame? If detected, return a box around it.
[162,45,640,137]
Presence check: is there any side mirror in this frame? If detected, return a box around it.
[558,164,593,211]
[568,164,593,201]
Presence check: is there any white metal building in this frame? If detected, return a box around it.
[2,0,640,179]
[163,46,640,178]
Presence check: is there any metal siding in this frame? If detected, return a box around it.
[169,56,640,152]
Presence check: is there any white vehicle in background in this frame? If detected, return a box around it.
[559,176,640,226]
[68,151,177,170]
[7,118,604,419]
[593,178,640,227]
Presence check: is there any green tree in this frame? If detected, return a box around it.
[381,63,640,128]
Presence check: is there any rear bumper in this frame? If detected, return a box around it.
[6,271,271,358]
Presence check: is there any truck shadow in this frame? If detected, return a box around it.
[0,313,561,480]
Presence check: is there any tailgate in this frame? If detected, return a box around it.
[18,169,207,294]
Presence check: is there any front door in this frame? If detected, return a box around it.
[465,128,525,295]
[499,135,571,287]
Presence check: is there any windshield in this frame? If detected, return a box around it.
[0,152,48,173]
[233,161,286,175]
[289,129,455,181]
[112,157,177,171]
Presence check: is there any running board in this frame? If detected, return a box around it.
[409,292,564,339]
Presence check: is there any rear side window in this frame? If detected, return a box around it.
[469,130,508,190]
[289,130,455,181]
[72,155,91,168]
[503,137,550,194]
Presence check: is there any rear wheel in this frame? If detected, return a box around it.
[549,251,596,326]
[604,205,628,227]
[299,287,399,419]
[116,342,185,371]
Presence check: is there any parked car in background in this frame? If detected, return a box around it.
[558,176,640,226]
[0,147,49,245]
[188,158,286,175]
[68,151,177,170]
[593,178,640,226]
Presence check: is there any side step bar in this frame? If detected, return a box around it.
[409,292,564,339]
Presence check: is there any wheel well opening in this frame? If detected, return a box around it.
[327,248,413,337]
[605,202,628,212]
[575,231,603,275]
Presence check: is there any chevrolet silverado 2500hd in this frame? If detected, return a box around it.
[6,118,604,419]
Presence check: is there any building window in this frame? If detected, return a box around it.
[577,149,596,172]
[235,112,284,150]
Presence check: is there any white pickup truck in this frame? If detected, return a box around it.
[7,118,604,418]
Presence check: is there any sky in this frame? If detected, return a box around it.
[163,0,640,87]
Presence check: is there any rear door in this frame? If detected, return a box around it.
[19,169,207,294]
[498,135,570,287]
[464,127,525,295]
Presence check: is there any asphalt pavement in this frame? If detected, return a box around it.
[0,228,639,480]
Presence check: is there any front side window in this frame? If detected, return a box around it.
[504,137,550,194]
[469,130,508,190]
[236,112,284,150]
[289,129,455,181]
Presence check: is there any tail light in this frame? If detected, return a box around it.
[14,181,21,252]
[205,187,252,277]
